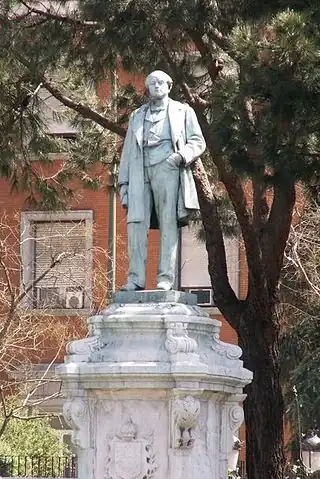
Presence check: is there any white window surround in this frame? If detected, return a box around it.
[20,210,93,313]
[38,87,77,136]
[28,86,78,161]
[180,226,240,312]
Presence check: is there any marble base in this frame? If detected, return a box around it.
[113,289,197,305]
[57,291,252,479]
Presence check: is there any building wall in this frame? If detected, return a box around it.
[0,164,242,351]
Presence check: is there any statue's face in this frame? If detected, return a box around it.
[147,75,171,100]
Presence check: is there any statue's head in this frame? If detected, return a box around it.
[145,70,173,100]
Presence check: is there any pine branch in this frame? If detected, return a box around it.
[16,1,97,27]
[187,29,224,84]
[206,25,239,64]
[197,112,266,303]
[10,50,126,137]
[183,38,266,302]
[41,79,126,137]
[154,33,212,111]
[238,81,270,235]
[180,82,211,112]
[158,44,244,321]
[219,165,266,302]
[237,74,269,237]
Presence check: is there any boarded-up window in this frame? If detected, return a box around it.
[34,221,87,286]
[32,220,90,309]
[21,211,93,310]
[39,88,77,136]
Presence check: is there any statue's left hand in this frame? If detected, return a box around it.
[166,153,183,168]
[119,184,128,209]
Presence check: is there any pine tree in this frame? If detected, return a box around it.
[2,1,320,477]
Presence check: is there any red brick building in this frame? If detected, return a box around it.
[0,71,248,451]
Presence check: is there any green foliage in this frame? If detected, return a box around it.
[0,415,68,458]
[0,418,68,476]
[1,0,320,208]
[0,403,70,475]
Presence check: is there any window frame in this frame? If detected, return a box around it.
[179,226,240,312]
[20,210,93,313]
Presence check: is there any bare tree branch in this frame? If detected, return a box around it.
[21,347,62,406]
[0,257,15,305]
[0,216,112,440]
[0,387,13,437]
[11,412,57,420]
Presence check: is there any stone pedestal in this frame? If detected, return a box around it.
[57,291,252,479]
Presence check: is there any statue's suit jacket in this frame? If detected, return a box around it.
[118,98,206,228]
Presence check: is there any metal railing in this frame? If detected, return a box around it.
[238,461,246,477]
[236,461,320,478]
[0,456,77,477]
[2,456,320,479]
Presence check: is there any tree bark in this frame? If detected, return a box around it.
[239,304,285,479]
[192,160,292,479]
[191,159,242,329]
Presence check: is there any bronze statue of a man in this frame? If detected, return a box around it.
[118,70,206,291]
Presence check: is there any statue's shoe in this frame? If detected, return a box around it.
[120,281,143,291]
[156,280,172,291]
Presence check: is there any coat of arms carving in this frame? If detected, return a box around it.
[105,418,158,479]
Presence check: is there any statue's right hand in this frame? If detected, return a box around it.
[119,184,128,209]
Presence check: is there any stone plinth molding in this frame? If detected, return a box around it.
[57,290,252,479]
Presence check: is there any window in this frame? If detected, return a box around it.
[21,211,93,310]
[39,88,77,137]
[180,226,239,306]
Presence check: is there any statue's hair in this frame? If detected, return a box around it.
[145,70,173,89]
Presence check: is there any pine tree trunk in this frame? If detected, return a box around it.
[239,306,285,479]
[191,160,291,478]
